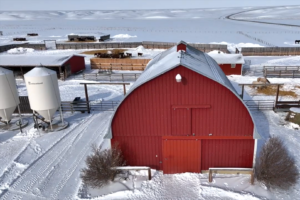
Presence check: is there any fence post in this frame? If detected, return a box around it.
[71,103,74,114]
[123,84,126,95]
[84,84,90,114]
[148,168,152,180]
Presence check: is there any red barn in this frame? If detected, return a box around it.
[0,54,85,80]
[106,41,259,174]
[208,51,245,75]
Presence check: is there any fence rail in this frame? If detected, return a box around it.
[241,47,300,56]
[243,100,275,110]
[263,66,300,78]
[90,58,150,70]
[75,73,141,82]
[15,97,120,114]
[275,101,300,109]
[15,97,300,114]
[0,41,228,53]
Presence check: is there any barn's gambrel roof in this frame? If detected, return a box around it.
[106,41,261,139]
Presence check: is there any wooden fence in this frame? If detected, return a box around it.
[241,47,300,56]
[90,58,150,70]
[0,41,228,53]
[263,66,300,78]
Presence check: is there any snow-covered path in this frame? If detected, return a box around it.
[0,112,113,200]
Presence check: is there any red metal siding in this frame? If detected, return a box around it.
[163,139,201,174]
[64,56,85,73]
[112,136,162,170]
[201,139,254,170]
[177,43,186,52]
[219,64,242,75]
[171,108,190,136]
[112,66,253,137]
[111,66,254,171]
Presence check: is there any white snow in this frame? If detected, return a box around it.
[210,41,264,53]
[7,47,34,54]
[290,107,300,113]
[112,34,137,39]
[208,53,245,64]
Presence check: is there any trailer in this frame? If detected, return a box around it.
[99,34,110,42]
[68,35,96,42]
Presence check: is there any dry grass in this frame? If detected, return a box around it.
[255,86,297,98]
[286,111,300,126]
[81,50,109,55]
[294,85,300,89]
[111,49,127,54]
[81,49,127,55]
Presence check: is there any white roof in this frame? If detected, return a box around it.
[0,54,84,66]
[106,41,260,139]
[24,66,56,77]
[207,53,245,64]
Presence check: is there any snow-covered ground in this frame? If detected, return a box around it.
[231,6,300,26]
[0,6,300,46]
[1,5,300,200]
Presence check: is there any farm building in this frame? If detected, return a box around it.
[106,41,260,174]
[208,51,245,75]
[0,54,85,80]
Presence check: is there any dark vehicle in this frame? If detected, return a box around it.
[27,33,38,36]
[296,40,300,44]
[99,34,110,42]
[68,35,96,41]
[13,38,27,41]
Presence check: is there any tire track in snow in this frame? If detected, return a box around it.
[0,114,95,200]
[50,113,111,200]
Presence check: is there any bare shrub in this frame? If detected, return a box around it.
[80,144,126,188]
[255,137,299,190]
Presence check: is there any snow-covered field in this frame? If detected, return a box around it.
[1,5,300,200]
[0,6,300,46]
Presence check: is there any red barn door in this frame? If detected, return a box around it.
[163,139,201,174]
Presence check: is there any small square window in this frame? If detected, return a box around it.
[231,64,236,68]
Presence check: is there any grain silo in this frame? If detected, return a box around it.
[0,67,28,131]
[24,67,66,131]
[0,67,20,123]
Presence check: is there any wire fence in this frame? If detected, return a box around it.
[70,72,141,82]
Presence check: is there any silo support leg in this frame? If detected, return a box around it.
[48,110,53,131]
[59,106,64,125]
[17,105,23,124]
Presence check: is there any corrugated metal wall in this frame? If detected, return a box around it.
[112,136,162,170]
[218,64,242,75]
[112,66,254,171]
[201,139,254,170]
[64,56,85,73]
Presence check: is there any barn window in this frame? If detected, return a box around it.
[231,64,236,68]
